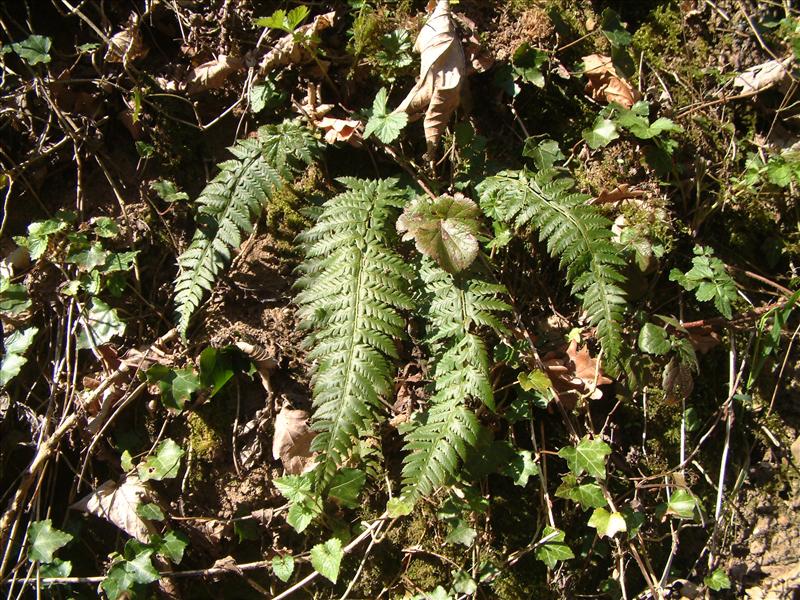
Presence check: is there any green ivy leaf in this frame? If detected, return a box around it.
[310,538,343,584]
[512,43,547,87]
[138,439,185,482]
[149,180,189,203]
[583,117,619,149]
[637,323,670,355]
[504,450,538,487]
[387,497,414,517]
[522,138,565,170]
[446,519,477,547]
[272,554,294,582]
[452,569,477,594]
[588,507,627,538]
[558,436,612,480]
[328,468,366,508]
[12,34,52,65]
[534,526,574,568]
[555,474,607,510]
[518,370,553,395]
[102,550,159,599]
[136,503,165,521]
[364,87,407,143]
[40,557,72,578]
[1,326,38,387]
[27,520,72,563]
[145,365,200,412]
[198,346,234,397]
[397,194,481,273]
[155,530,188,564]
[665,489,698,519]
[600,9,632,47]
[76,298,125,350]
[704,568,731,591]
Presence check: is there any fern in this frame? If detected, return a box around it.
[295,178,414,490]
[477,168,627,363]
[173,121,317,334]
[400,260,509,501]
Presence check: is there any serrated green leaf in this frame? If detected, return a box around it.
[254,6,309,32]
[149,180,189,203]
[364,87,407,143]
[18,218,67,260]
[272,554,294,582]
[77,298,125,350]
[534,526,574,568]
[1,326,38,387]
[328,468,366,508]
[310,538,343,583]
[249,78,285,113]
[397,194,481,273]
[588,507,627,538]
[0,280,31,316]
[12,34,51,65]
[68,242,108,270]
[92,217,120,238]
[558,436,611,480]
[583,117,619,149]
[286,502,316,533]
[27,520,72,563]
[638,323,670,355]
[138,439,184,482]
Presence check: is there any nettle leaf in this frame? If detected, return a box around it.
[138,439,185,482]
[77,298,125,350]
[364,87,408,143]
[310,538,343,583]
[272,554,294,582]
[12,34,52,65]
[397,194,481,273]
[665,488,698,519]
[1,326,38,387]
[27,520,72,563]
[328,468,366,508]
[638,323,670,355]
[669,246,737,319]
[558,436,611,480]
[534,526,574,568]
[583,117,619,149]
[588,507,627,538]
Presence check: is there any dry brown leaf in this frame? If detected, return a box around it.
[71,476,156,542]
[259,12,336,74]
[594,184,645,205]
[105,25,147,64]
[395,0,465,157]
[272,405,316,474]
[733,58,793,94]
[186,55,243,94]
[662,356,694,404]
[543,340,612,404]
[317,116,363,146]
[582,54,640,108]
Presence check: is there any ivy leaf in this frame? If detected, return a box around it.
[310,538,343,584]
[522,138,565,170]
[504,450,538,487]
[138,439,185,482]
[534,526,574,568]
[387,497,414,518]
[198,346,234,397]
[638,323,670,355]
[27,520,72,563]
[452,569,477,594]
[1,327,38,387]
[588,507,627,538]
[665,489,698,519]
[102,549,159,599]
[76,298,125,350]
[397,194,481,273]
[328,468,366,508]
[364,87,407,143]
[558,436,612,480]
[12,34,52,65]
[705,568,731,591]
[155,530,188,564]
[446,519,477,546]
[555,474,607,510]
[145,365,200,412]
[512,43,547,87]
[583,117,619,149]
[518,370,553,395]
[149,180,189,203]
[40,558,72,577]
[272,554,294,582]
[600,9,632,47]
[135,503,165,522]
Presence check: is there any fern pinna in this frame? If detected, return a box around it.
[477,168,627,364]
[295,178,414,489]
[400,260,509,502]
[173,120,317,334]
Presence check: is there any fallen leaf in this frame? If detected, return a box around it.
[582,54,640,108]
[395,0,465,157]
[733,57,793,94]
[234,341,277,395]
[543,340,612,404]
[594,184,645,205]
[259,12,336,73]
[104,24,147,64]
[317,116,363,146]
[187,55,244,94]
[71,476,157,542]
[272,405,316,474]
[686,325,721,354]
[662,357,694,403]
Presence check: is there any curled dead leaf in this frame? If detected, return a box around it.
[543,340,612,406]
[733,58,793,94]
[272,405,316,474]
[71,476,156,542]
[395,0,465,157]
[317,117,363,146]
[259,12,336,74]
[662,356,694,404]
[582,54,640,108]
[105,24,148,64]
[187,55,244,94]
[594,184,646,205]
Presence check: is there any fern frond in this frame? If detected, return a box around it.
[399,260,509,502]
[296,178,413,490]
[173,121,318,334]
[477,168,627,362]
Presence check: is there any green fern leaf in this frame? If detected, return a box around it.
[173,121,317,334]
[296,178,413,490]
[477,168,627,363]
